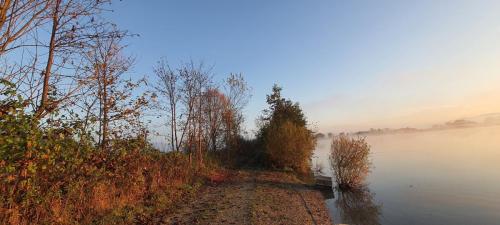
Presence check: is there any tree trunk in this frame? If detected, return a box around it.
[36,0,61,118]
[102,63,109,150]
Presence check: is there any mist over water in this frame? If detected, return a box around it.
[314,126,500,225]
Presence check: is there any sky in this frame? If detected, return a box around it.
[105,0,500,133]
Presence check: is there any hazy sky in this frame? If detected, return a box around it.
[107,0,500,133]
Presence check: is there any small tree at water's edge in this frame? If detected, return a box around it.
[329,134,371,190]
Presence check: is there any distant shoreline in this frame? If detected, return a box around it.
[352,123,500,136]
[315,123,500,139]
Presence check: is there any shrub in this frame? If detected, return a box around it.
[329,134,371,190]
[265,120,316,175]
[0,82,205,224]
[0,136,198,224]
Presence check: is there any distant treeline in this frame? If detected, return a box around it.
[316,116,500,137]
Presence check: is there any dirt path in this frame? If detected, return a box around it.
[160,170,332,225]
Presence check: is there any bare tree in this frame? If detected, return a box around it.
[0,0,122,115]
[223,73,250,150]
[0,0,128,120]
[178,63,197,157]
[82,31,142,150]
[35,0,120,119]
[193,64,211,165]
[0,0,51,56]
[153,61,251,166]
[330,134,372,190]
[154,59,181,151]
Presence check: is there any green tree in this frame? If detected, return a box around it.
[257,84,315,174]
[261,84,306,127]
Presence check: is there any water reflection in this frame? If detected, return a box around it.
[333,187,382,225]
[318,127,500,225]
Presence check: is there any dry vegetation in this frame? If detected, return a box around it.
[0,1,324,224]
[329,134,371,190]
[0,136,204,224]
[0,0,250,224]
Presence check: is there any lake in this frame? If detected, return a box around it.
[313,126,500,225]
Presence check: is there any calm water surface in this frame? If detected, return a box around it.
[313,126,500,225]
